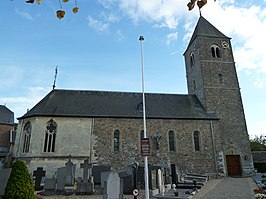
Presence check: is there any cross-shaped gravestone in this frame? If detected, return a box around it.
[80,159,93,182]
[33,167,46,191]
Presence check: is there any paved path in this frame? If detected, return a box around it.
[193,177,257,199]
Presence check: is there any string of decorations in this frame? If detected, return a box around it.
[25,0,79,19]
[187,0,216,11]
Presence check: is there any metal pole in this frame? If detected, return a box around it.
[139,35,149,199]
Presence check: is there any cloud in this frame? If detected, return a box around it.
[15,8,34,21]
[115,30,125,42]
[87,16,109,32]
[100,0,188,29]
[0,87,50,120]
[165,32,178,45]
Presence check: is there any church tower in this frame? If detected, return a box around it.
[184,16,254,176]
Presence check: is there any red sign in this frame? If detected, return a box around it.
[141,138,150,156]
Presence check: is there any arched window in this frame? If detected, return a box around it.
[168,130,176,152]
[114,130,120,152]
[211,44,221,58]
[190,52,195,67]
[218,73,224,85]
[43,119,57,153]
[22,122,31,153]
[193,131,201,151]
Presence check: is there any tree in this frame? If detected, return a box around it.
[250,135,266,151]
[3,160,34,199]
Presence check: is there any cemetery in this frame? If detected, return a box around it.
[253,173,266,197]
[0,158,213,199]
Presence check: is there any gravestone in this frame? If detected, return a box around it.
[102,171,123,199]
[118,170,134,194]
[92,165,111,185]
[44,178,56,191]
[150,170,159,196]
[76,159,94,195]
[157,169,163,193]
[65,159,75,186]
[0,168,11,197]
[57,166,67,191]
[151,170,157,190]
[33,167,46,191]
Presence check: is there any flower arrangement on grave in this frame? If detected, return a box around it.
[255,193,266,199]
[254,187,265,194]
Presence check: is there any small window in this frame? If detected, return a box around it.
[22,122,31,153]
[114,130,120,152]
[193,80,196,92]
[218,74,224,85]
[190,52,195,67]
[211,44,221,58]
[136,102,143,113]
[43,119,57,153]
[193,131,201,151]
[168,130,176,152]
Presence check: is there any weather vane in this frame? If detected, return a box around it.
[52,66,58,90]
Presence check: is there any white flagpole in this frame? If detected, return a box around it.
[139,36,150,199]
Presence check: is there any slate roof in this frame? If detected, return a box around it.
[185,16,230,53]
[0,105,14,124]
[19,89,218,120]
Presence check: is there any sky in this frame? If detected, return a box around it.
[0,0,265,138]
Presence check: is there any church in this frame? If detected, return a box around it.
[13,16,254,181]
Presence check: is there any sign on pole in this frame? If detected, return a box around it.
[141,138,150,156]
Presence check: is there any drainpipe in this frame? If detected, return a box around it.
[89,118,94,176]
[210,120,218,177]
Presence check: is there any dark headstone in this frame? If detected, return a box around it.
[92,165,111,185]
[33,167,46,191]
[0,168,11,197]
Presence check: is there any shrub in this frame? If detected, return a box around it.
[3,160,34,199]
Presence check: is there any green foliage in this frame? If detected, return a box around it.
[3,160,34,199]
[250,135,266,151]
[254,163,266,173]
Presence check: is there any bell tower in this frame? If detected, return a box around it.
[183,16,254,176]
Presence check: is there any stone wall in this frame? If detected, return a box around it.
[93,117,221,175]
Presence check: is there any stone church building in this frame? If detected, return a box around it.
[14,16,254,180]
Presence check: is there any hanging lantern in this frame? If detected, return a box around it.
[26,0,34,3]
[56,10,65,19]
[72,7,79,14]
[36,0,41,4]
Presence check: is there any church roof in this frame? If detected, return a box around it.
[19,89,218,120]
[187,16,230,48]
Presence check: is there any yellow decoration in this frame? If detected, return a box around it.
[56,10,65,19]
[197,0,207,9]
[72,7,79,14]
[62,0,69,2]
[187,0,196,11]
[36,0,41,4]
